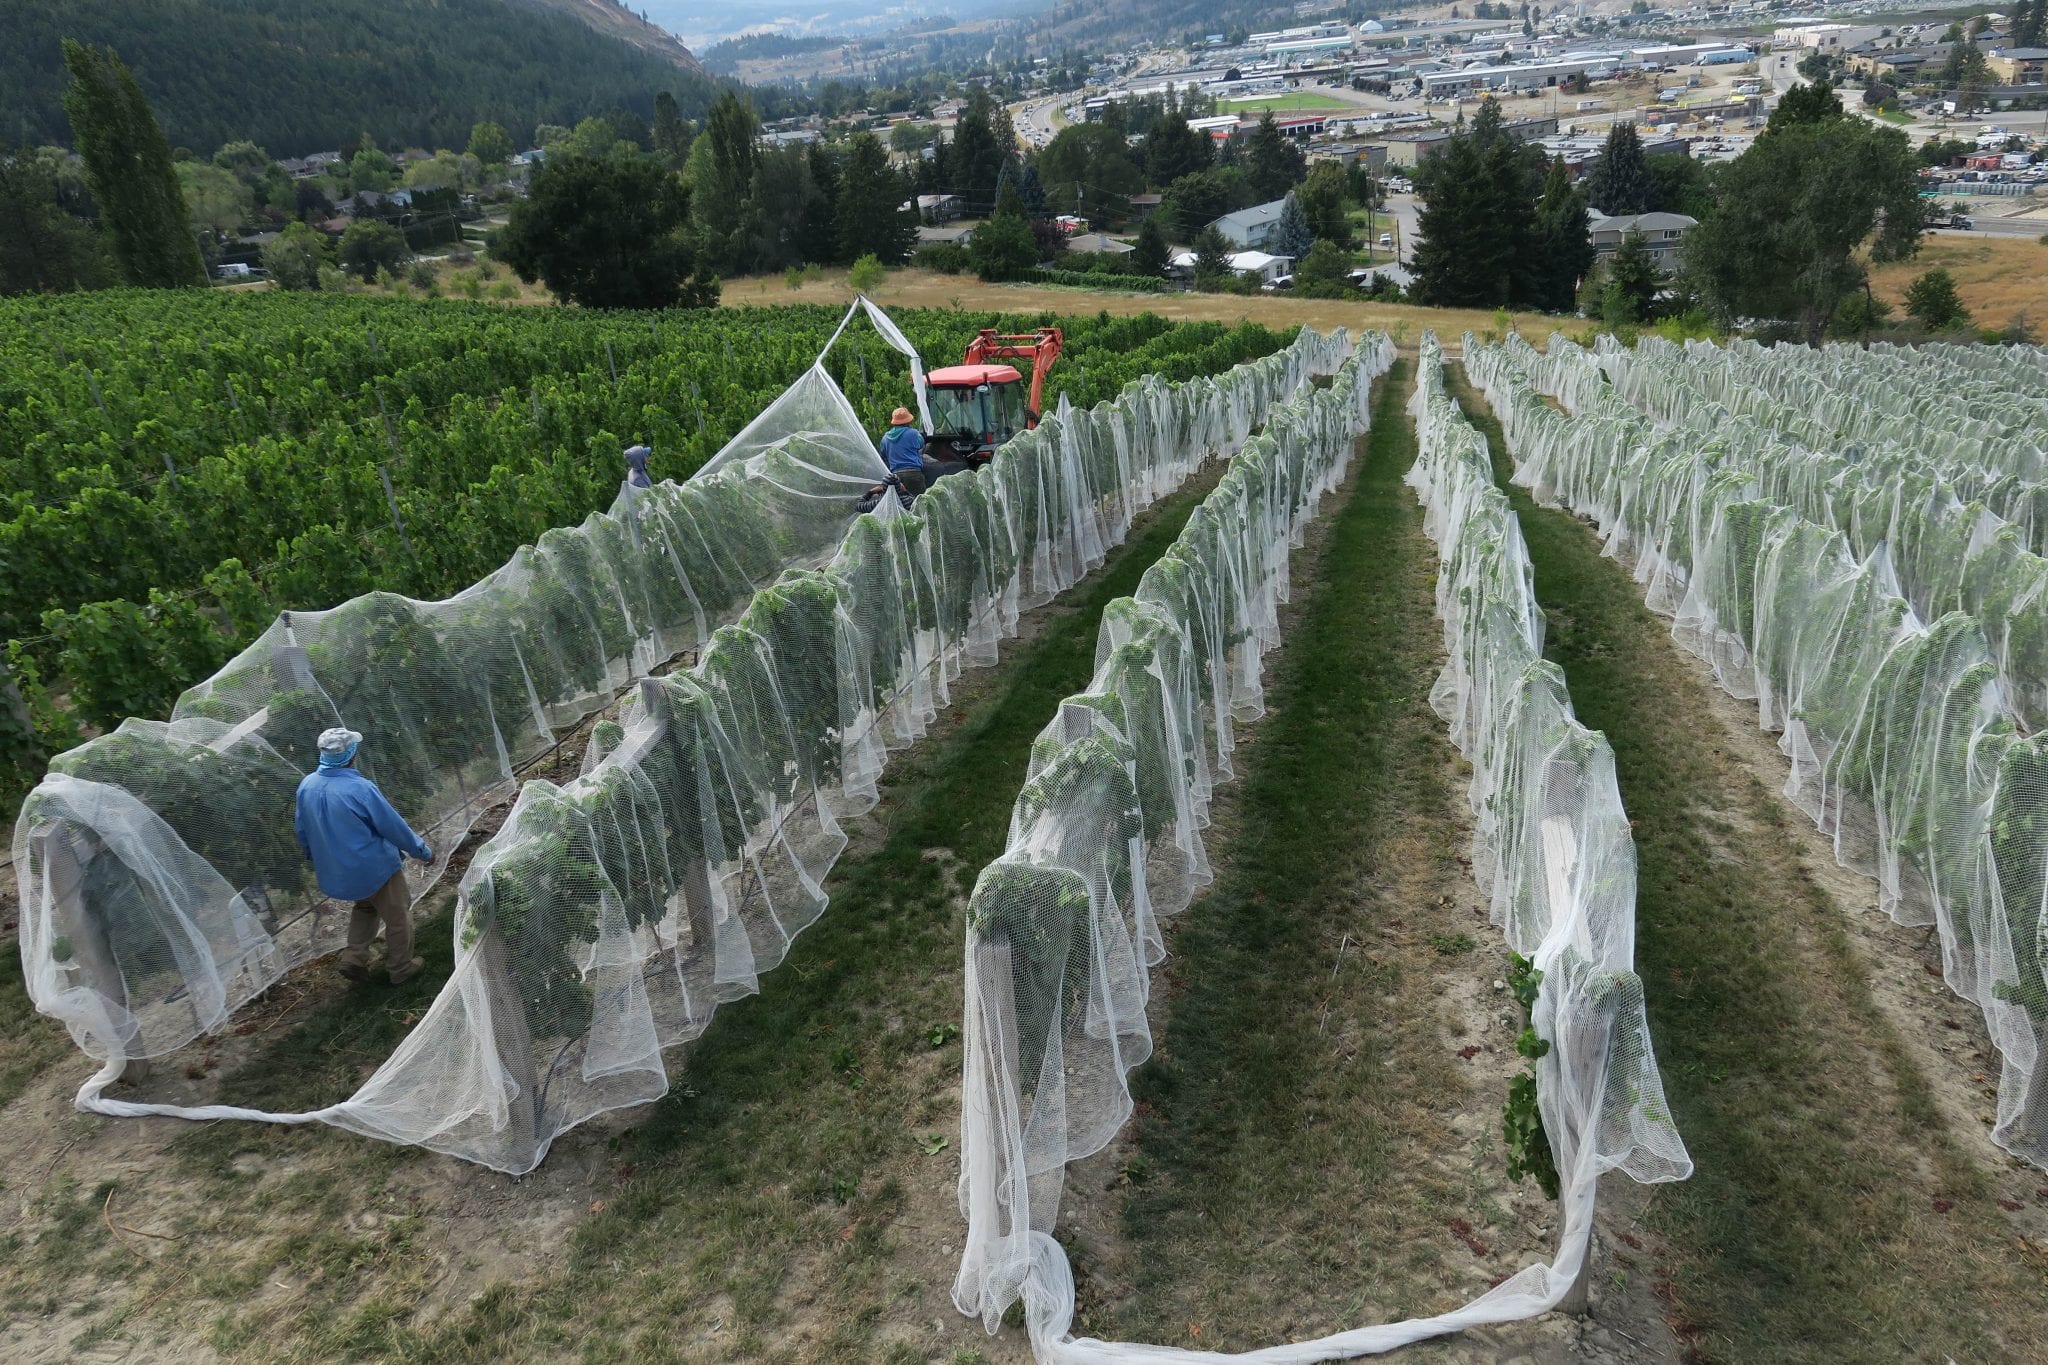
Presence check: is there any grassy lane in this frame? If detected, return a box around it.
[150,465,1229,1363]
[1446,366,2048,1364]
[1104,364,1519,1346]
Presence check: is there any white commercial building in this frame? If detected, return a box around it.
[1419,52,1622,95]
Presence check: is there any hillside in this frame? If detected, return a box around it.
[0,0,714,158]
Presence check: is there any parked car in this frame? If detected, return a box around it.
[1378,232,1393,246]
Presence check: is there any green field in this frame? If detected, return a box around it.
[1219,90,1354,112]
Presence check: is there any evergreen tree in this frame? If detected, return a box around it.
[1904,267,1971,329]
[1192,224,1233,288]
[1601,228,1661,323]
[800,143,840,264]
[1132,214,1169,275]
[1528,157,1593,312]
[60,41,203,287]
[836,132,916,265]
[1583,121,1648,215]
[1245,111,1307,201]
[1016,162,1048,217]
[1145,115,1213,184]
[1409,98,1543,308]
[1272,191,1314,260]
[2016,0,2047,49]
[950,89,1010,215]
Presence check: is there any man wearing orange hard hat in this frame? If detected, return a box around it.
[877,405,927,498]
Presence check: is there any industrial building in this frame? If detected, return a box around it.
[1418,54,1622,97]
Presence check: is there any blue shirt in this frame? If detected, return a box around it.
[294,766,431,901]
[879,424,925,474]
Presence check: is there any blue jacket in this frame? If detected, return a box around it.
[295,766,431,901]
[879,424,925,473]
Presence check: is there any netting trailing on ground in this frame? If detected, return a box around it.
[1469,331,2048,1170]
[948,334,1685,1362]
[16,304,1353,1173]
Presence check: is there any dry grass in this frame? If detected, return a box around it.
[1868,233,2048,332]
[724,268,1575,350]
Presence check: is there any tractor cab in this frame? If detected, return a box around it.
[923,364,1027,467]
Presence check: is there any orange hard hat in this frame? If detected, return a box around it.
[891,407,914,425]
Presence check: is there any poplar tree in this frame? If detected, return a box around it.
[60,41,204,287]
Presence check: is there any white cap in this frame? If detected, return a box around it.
[317,727,363,767]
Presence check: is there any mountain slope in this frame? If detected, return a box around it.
[1,0,713,157]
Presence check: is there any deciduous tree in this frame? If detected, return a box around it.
[261,220,327,290]
[60,40,203,287]
[1687,116,1921,343]
[1296,162,1353,247]
[338,219,407,282]
[495,151,717,309]
[467,121,513,169]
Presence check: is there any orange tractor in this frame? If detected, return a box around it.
[857,326,1064,511]
[919,326,1065,475]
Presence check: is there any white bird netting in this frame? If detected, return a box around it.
[1468,329,2048,1169]
[950,335,1688,1362]
[13,305,1352,1174]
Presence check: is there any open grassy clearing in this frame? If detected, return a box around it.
[0,459,1236,1363]
[1447,363,2048,1364]
[1218,92,1355,113]
[1866,233,2048,332]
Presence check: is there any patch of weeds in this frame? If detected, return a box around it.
[1429,931,1475,956]
[926,1021,960,1048]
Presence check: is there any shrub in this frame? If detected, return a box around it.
[913,241,969,274]
[847,253,887,292]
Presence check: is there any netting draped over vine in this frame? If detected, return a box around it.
[18,311,1352,1173]
[947,335,1684,1361]
[1468,331,2048,1170]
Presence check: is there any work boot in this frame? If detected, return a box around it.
[388,955,427,986]
[337,961,372,985]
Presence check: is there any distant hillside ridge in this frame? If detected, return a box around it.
[1,0,713,158]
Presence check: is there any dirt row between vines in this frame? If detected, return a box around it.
[1446,361,2048,1364]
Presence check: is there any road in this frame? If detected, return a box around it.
[1931,216,2048,238]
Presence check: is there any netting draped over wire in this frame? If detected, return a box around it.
[1468,330,2048,1170]
[16,302,1352,1173]
[949,334,1683,1361]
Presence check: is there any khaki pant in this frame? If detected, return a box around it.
[342,869,415,978]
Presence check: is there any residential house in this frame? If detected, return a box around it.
[1164,248,1295,282]
[917,224,976,246]
[1128,193,1164,221]
[1227,250,1294,284]
[1588,211,1696,271]
[1209,198,1290,248]
[916,193,963,223]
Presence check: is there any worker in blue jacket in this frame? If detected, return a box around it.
[295,727,434,985]
[879,406,926,496]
